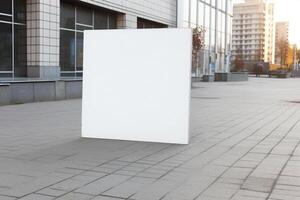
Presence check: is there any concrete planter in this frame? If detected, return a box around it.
[214,73,228,82]
[269,72,292,78]
[292,70,300,77]
[0,84,11,105]
[0,79,82,106]
[215,72,248,82]
[202,75,214,82]
[229,72,249,81]
[277,73,291,78]
[192,77,202,82]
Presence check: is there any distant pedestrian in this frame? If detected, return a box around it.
[255,62,264,77]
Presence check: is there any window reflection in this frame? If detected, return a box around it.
[60,2,118,77]
[0,0,26,77]
[77,6,93,25]
[0,0,12,15]
[60,3,75,29]
[60,30,75,71]
[137,18,168,29]
[184,0,233,76]
[0,23,12,71]
[76,32,83,71]
[14,0,26,23]
[14,24,27,77]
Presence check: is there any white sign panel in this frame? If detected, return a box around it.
[82,28,192,144]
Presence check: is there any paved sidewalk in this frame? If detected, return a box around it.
[1,78,300,200]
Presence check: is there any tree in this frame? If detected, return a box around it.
[297,49,300,62]
[277,38,288,66]
[254,48,263,63]
[233,56,245,72]
[192,27,205,72]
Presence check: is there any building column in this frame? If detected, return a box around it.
[26,0,60,79]
[117,13,137,29]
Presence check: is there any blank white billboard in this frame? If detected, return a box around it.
[82,28,192,144]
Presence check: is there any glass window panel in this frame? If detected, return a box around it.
[227,33,231,51]
[225,15,232,33]
[211,30,215,51]
[217,0,222,10]
[205,31,210,49]
[76,32,83,71]
[204,5,210,29]
[190,0,197,27]
[137,20,145,28]
[0,15,12,22]
[197,2,204,27]
[14,0,26,23]
[60,2,75,29]
[222,32,226,52]
[0,23,12,71]
[94,12,108,29]
[222,0,226,11]
[14,24,27,77]
[218,12,222,32]
[211,0,215,7]
[137,18,167,29]
[109,15,117,29]
[223,13,226,32]
[211,8,215,30]
[60,30,75,71]
[228,0,233,15]
[216,31,221,51]
[77,6,92,25]
[183,0,189,26]
[0,73,12,78]
[219,53,224,71]
[0,0,12,15]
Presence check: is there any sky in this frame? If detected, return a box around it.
[233,0,300,46]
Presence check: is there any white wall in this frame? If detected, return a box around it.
[82,28,192,144]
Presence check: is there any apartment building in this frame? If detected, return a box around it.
[232,0,275,66]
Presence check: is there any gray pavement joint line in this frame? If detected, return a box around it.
[191,103,275,138]
[22,143,167,199]
[190,97,275,130]
[117,106,279,190]
[228,107,300,200]
[95,194,128,199]
[160,105,283,180]
[0,194,18,199]
[187,104,277,162]
[266,118,300,200]
[151,106,287,200]
[188,107,289,200]
[190,103,276,143]
[189,106,296,200]
[51,144,178,199]
[213,103,276,128]
[15,159,117,199]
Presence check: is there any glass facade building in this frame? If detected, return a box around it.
[181,0,233,77]
[0,0,176,79]
[59,2,118,77]
[59,1,168,77]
